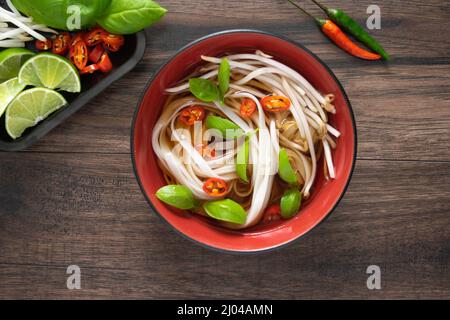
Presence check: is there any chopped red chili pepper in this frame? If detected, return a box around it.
[240,98,257,117]
[260,95,291,112]
[179,106,206,126]
[202,178,228,197]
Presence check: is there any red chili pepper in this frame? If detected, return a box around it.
[85,27,107,47]
[261,95,291,112]
[35,38,52,51]
[263,204,282,223]
[52,32,71,55]
[89,44,105,63]
[195,144,216,158]
[287,0,381,61]
[202,178,228,197]
[69,40,88,70]
[80,64,100,75]
[71,32,85,46]
[240,98,257,117]
[101,33,125,52]
[179,106,206,126]
[321,20,381,60]
[97,52,113,73]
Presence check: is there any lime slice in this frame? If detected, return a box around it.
[5,88,67,139]
[0,77,26,117]
[18,53,81,93]
[0,48,35,83]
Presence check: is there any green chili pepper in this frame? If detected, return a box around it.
[311,0,389,60]
[280,188,302,219]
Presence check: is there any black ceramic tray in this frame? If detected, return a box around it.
[0,2,146,151]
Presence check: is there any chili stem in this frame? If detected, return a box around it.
[310,0,328,11]
[286,0,323,25]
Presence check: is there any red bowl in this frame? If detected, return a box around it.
[131,30,357,253]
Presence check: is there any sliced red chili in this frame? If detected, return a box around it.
[35,38,52,51]
[52,32,71,55]
[203,178,228,197]
[69,40,88,70]
[85,27,107,47]
[179,106,206,126]
[97,52,113,73]
[80,64,100,75]
[101,33,124,52]
[262,204,282,223]
[240,98,257,117]
[71,32,85,46]
[89,44,105,63]
[195,144,216,158]
[261,95,291,112]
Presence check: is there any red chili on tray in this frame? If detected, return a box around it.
[97,52,113,73]
[52,32,71,55]
[35,38,52,51]
[35,27,124,76]
[88,44,105,63]
[69,40,88,70]
[101,33,125,52]
[85,27,107,47]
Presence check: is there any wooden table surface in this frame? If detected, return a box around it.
[0,0,449,299]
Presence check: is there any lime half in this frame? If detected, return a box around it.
[18,53,81,93]
[5,88,67,139]
[0,77,26,117]
[0,48,35,83]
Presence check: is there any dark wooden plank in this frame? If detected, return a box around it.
[0,153,448,299]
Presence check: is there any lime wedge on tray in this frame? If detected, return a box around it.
[0,48,35,83]
[5,88,67,139]
[18,53,81,93]
[0,77,26,117]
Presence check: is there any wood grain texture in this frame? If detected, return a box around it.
[0,0,449,299]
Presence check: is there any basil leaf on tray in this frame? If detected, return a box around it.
[203,199,247,225]
[97,0,167,35]
[11,0,112,30]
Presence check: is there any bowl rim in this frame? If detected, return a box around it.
[130,29,358,254]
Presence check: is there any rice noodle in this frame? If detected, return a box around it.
[153,51,339,229]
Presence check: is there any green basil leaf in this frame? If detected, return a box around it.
[205,115,244,139]
[12,0,111,30]
[97,0,167,34]
[278,148,298,185]
[280,188,302,219]
[189,78,220,103]
[218,58,230,101]
[203,199,247,225]
[156,185,196,210]
[236,136,250,183]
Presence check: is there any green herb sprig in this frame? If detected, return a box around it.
[189,58,230,104]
